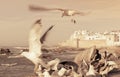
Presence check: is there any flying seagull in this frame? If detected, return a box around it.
[29,5,90,17]
[20,19,54,74]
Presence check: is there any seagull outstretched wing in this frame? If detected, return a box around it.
[40,25,54,44]
[29,5,66,11]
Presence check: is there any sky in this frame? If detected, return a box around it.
[0,0,120,46]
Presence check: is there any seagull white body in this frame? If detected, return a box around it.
[61,10,86,17]
[67,10,76,15]
[61,10,77,16]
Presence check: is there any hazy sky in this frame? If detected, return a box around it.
[0,0,120,46]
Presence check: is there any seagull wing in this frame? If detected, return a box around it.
[40,25,54,44]
[29,5,67,12]
[29,5,89,16]
[55,8,67,11]
[29,5,53,11]
[73,11,91,16]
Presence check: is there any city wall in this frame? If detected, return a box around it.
[59,40,107,48]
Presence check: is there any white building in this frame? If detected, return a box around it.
[69,30,120,46]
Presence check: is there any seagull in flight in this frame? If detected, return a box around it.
[20,19,54,74]
[29,5,90,17]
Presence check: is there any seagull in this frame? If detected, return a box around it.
[29,5,90,17]
[20,19,54,74]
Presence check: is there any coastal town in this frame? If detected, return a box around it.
[60,30,120,47]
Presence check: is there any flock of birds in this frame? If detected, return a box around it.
[19,18,119,77]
